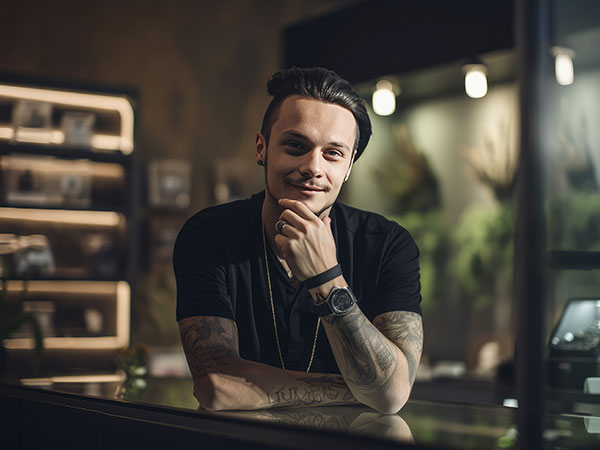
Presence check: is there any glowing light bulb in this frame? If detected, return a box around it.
[552,47,575,86]
[372,80,396,116]
[463,64,488,99]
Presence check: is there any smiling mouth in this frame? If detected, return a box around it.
[289,183,326,193]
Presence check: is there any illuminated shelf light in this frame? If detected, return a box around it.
[21,372,126,386]
[0,207,123,226]
[5,280,122,294]
[0,84,134,154]
[0,155,124,178]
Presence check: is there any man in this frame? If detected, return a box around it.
[174,67,422,414]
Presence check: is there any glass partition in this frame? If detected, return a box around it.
[542,0,600,411]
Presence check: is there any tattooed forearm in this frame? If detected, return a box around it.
[323,308,398,393]
[269,374,358,407]
[179,316,239,378]
[373,311,423,385]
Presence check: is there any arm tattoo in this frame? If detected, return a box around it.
[269,374,357,408]
[179,316,239,378]
[323,308,397,392]
[249,408,356,429]
[373,311,423,384]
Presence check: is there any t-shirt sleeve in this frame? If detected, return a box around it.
[173,214,234,322]
[374,224,422,316]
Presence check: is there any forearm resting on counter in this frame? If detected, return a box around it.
[178,315,358,411]
[320,307,423,415]
[194,358,358,411]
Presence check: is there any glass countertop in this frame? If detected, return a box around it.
[5,376,600,449]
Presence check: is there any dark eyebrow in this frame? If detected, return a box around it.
[280,131,351,153]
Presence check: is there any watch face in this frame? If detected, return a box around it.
[331,289,355,313]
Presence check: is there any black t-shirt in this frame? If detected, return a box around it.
[174,191,421,374]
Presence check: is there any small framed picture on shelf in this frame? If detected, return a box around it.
[2,155,92,207]
[12,100,53,144]
[148,158,191,209]
[62,111,95,148]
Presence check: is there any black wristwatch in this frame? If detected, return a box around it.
[313,286,357,317]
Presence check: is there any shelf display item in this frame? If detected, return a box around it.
[148,158,191,209]
[61,111,95,148]
[548,298,600,389]
[12,100,53,145]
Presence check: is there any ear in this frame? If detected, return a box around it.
[255,131,266,165]
[343,150,357,182]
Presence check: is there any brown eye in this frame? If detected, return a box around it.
[324,149,343,158]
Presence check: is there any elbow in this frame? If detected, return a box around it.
[371,392,409,415]
[193,373,229,411]
[359,384,411,415]
[376,391,409,415]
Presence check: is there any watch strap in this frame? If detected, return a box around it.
[303,264,343,290]
[313,298,334,317]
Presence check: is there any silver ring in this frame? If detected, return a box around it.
[276,220,288,234]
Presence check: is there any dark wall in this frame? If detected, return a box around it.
[0,0,356,211]
[285,0,514,84]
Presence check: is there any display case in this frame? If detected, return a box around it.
[0,80,139,376]
[513,0,600,447]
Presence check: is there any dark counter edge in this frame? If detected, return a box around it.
[0,383,437,450]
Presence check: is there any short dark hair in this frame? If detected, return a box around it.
[260,67,372,161]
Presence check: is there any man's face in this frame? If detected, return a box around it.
[256,95,357,217]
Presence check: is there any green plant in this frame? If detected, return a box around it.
[547,192,600,251]
[389,211,447,313]
[453,203,515,309]
[373,125,441,213]
[375,125,447,312]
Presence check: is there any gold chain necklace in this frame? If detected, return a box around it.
[261,221,320,371]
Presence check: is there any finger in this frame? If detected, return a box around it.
[279,209,309,232]
[275,219,301,238]
[278,199,318,222]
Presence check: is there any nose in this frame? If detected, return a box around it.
[298,149,323,178]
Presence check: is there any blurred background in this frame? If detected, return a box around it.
[1,0,599,411]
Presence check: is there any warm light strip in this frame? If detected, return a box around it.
[20,373,126,386]
[0,125,124,152]
[1,155,124,177]
[0,84,134,154]
[0,207,122,226]
[0,126,14,139]
[51,130,65,144]
[4,336,123,350]
[91,134,123,150]
[116,281,131,348]
[6,280,119,295]
[13,129,53,144]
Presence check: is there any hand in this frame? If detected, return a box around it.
[273,199,338,281]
